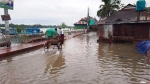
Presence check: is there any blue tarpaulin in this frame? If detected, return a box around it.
[137,41,150,54]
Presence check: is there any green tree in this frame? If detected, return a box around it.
[16,25,24,34]
[16,25,29,43]
[60,22,67,28]
[9,23,15,28]
[97,0,124,18]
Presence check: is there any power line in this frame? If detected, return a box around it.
[52,0,80,16]
[45,0,72,15]
[44,0,86,24]
[43,0,82,25]
[45,0,81,18]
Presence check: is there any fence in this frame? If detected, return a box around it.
[0,33,45,47]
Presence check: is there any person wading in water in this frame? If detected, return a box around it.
[108,31,112,44]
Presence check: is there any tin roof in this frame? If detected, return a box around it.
[105,4,137,23]
[74,17,97,25]
[95,20,106,25]
[97,4,150,25]
[74,21,87,25]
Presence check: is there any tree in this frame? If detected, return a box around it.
[16,25,24,34]
[60,22,67,28]
[9,23,15,28]
[97,0,124,18]
[16,25,26,43]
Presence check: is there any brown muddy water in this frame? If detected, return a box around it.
[0,32,150,84]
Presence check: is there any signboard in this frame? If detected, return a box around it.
[0,0,13,10]
[89,19,96,26]
[1,14,11,21]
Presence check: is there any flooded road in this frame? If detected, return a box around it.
[0,32,150,84]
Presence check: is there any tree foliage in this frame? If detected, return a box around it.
[16,25,24,34]
[97,0,124,18]
[60,22,67,28]
[0,23,62,28]
[146,7,150,13]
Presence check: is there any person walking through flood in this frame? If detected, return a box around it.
[108,31,112,44]
[57,28,63,35]
[84,28,87,33]
[55,28,62,42]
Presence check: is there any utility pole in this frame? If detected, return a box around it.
[87,7,90,30]
[4,8,9,35]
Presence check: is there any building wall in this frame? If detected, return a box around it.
[113,23,149,43]
[97,25,104,39]
[97,24,113,39]
[74,24,87,29]
[98,23,150,43]
[134,23,149,39]
[113,24,134,36]
[103,25,113,39]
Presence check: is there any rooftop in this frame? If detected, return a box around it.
[97,4,150,25]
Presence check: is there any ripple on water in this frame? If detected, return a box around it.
[1,33,150,84]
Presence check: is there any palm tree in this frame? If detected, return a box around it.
[97,0,123,18]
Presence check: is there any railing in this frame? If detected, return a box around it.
[0,33,45,47]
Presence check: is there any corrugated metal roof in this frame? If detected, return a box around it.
[95,20,106,25]
[105,9,137,22]
[74,17,97,25]
[74,21,87,25]
[97,4,150,25]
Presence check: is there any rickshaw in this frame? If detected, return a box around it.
[43,28,64,52]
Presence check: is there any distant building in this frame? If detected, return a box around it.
[74,17,97,29]
[74,17,87,29]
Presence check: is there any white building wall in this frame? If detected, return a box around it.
[103,25,113,39]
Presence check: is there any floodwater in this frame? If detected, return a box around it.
[0,32,150,84]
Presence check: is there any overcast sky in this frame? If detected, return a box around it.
[0,0,150,26]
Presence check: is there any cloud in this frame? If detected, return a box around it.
[0,0,150,26]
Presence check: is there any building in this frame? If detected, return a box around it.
[74,17,87,29]
[96,4,150,44]
[74,17,97,29]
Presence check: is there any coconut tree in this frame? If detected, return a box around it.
[97,0,123,18]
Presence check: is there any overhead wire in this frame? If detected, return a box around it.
[51,0,80,16]
[44,0,81,25]
[43,0,99,25]
[42,0,78,25]
[44,0,73,16]
[45,0,81,18]
[52,0,91,18]
[43,0,87,24]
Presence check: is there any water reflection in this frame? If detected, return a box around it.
[0,32,150,84]
[44,52,66,75]
[97,42,150,83]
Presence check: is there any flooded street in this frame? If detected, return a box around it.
[0,32,150,84]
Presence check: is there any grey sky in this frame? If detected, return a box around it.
[0,0,150,26]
